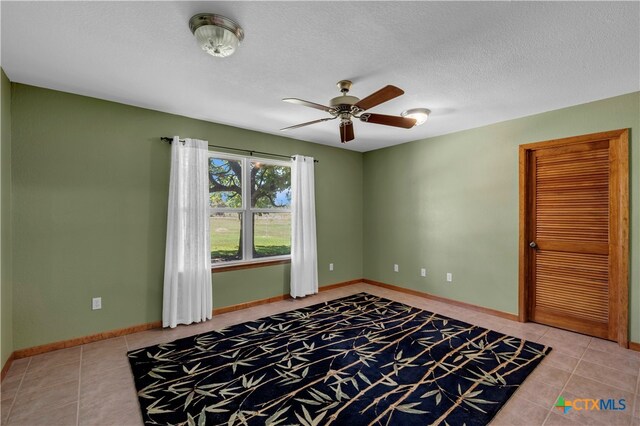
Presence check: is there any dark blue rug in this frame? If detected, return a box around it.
[128,293,550,425]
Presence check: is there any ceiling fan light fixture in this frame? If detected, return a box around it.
[401,108,431,126]
[189,13,244,58]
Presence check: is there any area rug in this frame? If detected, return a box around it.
[128,293,551,425]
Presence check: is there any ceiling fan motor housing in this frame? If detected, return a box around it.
[331,79,359,111]
[330,95,360,108]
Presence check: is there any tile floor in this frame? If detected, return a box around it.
[1,282,639,425]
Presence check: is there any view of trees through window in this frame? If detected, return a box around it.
[209,156,291,263]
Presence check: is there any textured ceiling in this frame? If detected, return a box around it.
[1,1,639,152]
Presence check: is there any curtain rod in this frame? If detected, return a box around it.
[160,137,319,163]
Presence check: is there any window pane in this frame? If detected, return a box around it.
[209,157,242,208]
[211,213,243,263]
[253,212,291,258]
[250,162,291,208]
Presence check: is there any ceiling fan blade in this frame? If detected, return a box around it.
[340,121,355,143]
[280,117,336,131]
[353,85,404,111]
[282,98,335,113]
[359,113,416,129]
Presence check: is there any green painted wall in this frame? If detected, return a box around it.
[363,92,640,341]
[10,83,363,350]
[1,69,13,365]
[8,80,639,351]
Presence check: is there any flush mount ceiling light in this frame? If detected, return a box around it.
[401,108,431,126]
[189,13,244,58]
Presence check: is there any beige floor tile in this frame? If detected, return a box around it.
[431,305,461,316]
[469,316,507,332]
[82,345,130,372]
[162,324,202,341]
[82,336,127,353]
[499,324,547,342]
[80,355,131,382]
[415,299,451,311]
[167,318,230,337]
[528,364,572,389]
[11,379,78,420]
[4,359,29,378]
[80,365,136,407]
[449,312,478,324]
[589,339,640,359]
[491,316,520,328]
[563,376,633,403]
[124,329,171,351]
[496,316,525,326]
[544,328,592,348]
[8,401,78,426]
[27,347,81,373]
[544,411,596,425]
[20,361,79,391]
[79,403,143,426]
[507,321,552,335]
[582,348,640,375]
[0,374,23,401]
[537,335,588,359]
[574,360,638,393]
[515,377,563,409]
[490,395,550,425]
[541,350,581,374]
[1,396,14,425]
[78,381,143,426]
[1,369,25,388]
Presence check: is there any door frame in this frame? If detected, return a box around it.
[518,129,629,347]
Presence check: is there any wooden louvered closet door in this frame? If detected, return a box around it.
[520,130,629,344]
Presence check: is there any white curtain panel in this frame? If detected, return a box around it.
[290,155,319,298]
[163,137,212,328]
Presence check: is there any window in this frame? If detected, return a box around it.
[209,152,291,265]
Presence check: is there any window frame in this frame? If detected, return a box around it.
[208,151,292,268]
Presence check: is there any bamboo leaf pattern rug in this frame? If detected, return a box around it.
[128,293,551,425]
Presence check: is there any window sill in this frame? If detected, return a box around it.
[212,257,291,273]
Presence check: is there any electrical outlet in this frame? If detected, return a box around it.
[329,263,334,271]
[421,268,427,277]
[446,273,453,282]
[92,297,102,310]
[394,264,399,272]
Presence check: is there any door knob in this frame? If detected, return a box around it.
[529,241,537,248]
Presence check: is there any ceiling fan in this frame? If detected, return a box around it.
[280,80,416,143]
